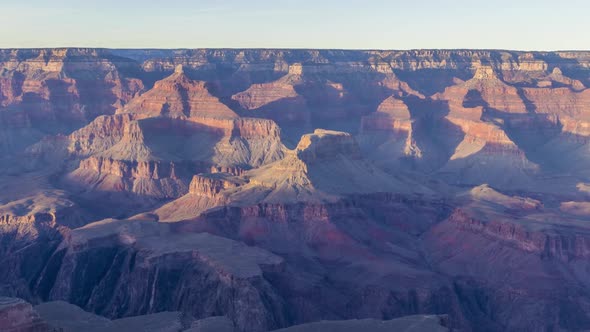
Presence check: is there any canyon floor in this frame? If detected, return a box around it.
[2,48,590,331]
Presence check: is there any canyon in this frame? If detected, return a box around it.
[2,48,590,331]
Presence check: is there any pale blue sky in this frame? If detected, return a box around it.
[1,0,589,50]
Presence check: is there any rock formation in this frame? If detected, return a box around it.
[4,48,590,332]
[118,65,237,119]
[0,297,50,332]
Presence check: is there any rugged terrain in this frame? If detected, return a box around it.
[2,48,590,331]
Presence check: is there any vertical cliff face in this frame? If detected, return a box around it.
[31,220,289,332]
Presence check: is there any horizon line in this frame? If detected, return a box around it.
[1,46,589,53]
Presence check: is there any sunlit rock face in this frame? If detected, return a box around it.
[5,49,590,332]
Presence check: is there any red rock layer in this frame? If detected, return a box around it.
[439,208,590,260]
[119,65,237,119]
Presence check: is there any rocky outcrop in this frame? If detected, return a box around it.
[152,172,247,222]
[67,157,194,199]
[424,194,590,331]
[189,174,244,198]
[232,69,303,111]
[360,113,413,138]
[536,67,586,90]
[0,191,89,231]
[435,64,527,116]
[0,297,50,332]
[77,157,189,181]
[34,220,287,332]
[295,129,361,163]
[228,129,428,204]
[523,87,590,118]
[67,114,137,157]
[358,96,422,162]
[59,103,284,201]
[118,65,237,119]
[446,118,524,159]
[439,209,590,259]
[232,118,282,139]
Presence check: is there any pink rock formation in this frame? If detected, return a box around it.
[6,48,590,332]
[435,64,528,116]
[118,65,237,119]
[232,68,303,111]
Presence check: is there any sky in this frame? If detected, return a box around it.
[1,0,589,50]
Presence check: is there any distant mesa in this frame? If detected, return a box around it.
[473,64,497,80]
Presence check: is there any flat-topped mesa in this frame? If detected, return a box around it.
[118,68,238,119]
[296,129,362,163]
[231,118,282,139]
[473,64,498,80]
[189,173,245,198]
[153,172,247,222]
[288,63,303,75]
[0,190,92,230]
[466,184,543,211]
